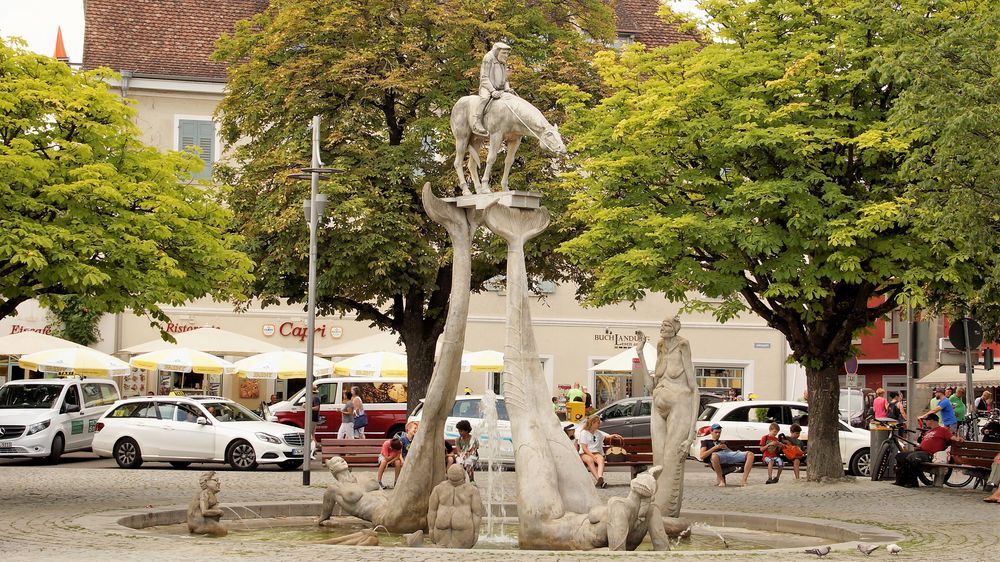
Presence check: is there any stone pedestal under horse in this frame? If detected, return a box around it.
[451,93,566,195]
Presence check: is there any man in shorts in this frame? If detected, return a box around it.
[699,423,754,487]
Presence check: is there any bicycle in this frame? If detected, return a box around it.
[871,418,945,486]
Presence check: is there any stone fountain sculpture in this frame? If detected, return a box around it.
[427,464,484,548]
[650,316,700,521]
[607,466,671,551]
[374,183,483,533]
[318,456,389,525]
[187,471,227,537]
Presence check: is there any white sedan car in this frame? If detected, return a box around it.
[93,396,306,470]
[689,400,872,476]
[408,395,514,466]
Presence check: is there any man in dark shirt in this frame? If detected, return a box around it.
[893,413,959,487]
[699,423,754,487]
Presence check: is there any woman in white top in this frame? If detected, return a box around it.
[577,415,622,488]
[351,386,366,438]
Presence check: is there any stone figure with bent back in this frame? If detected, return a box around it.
[187,471,227,537]
[472,42,513,136]
[427,464,484,548]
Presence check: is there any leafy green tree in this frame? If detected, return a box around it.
[560,0,992,480]
[883,0,1000,338]
[46,296,103,346]
[0,38,252,332]
[213,0,613,409]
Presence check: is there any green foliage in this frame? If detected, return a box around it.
[45,296,102,346]
[881,0,1000,339]
[0,38,253,329]
[212,0,614,404]
[562,0,991,372]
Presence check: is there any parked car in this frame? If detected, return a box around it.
[0,377,120,462]
[840,388,875,428]
[577,392,728,438]
[689,400,872,476]
[93,396,306,470]
[267,376,409,439]
[407,395,514,466]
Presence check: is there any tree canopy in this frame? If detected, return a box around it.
[0,38,252,330]
[560,0,998,479]
[212,0,614,408]
[882,0,1000,338]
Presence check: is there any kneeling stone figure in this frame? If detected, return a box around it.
[427,464,484,548]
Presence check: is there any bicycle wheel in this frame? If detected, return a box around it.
[873,443,894,481]
[944,468,974,488]
[918,466,950,486]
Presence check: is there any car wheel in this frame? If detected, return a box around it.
[114,437,143,469]
[849,447,871,477]
[278,459,303,470]
[227,439,258,471]
[46,434,64,464]
[386,424,405,439]
[169,461,192,469]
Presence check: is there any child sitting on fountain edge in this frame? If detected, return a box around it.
[376,437,404,489]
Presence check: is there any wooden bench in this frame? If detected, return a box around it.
[320,438,386,466]
[920,440,1000,487]
[320,438,458,467]
[603,437,653,478]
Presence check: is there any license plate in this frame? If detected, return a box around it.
[0,442,10,448]
[291,447,302,456]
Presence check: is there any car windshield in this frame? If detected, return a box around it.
[839,391,864,413]
[698,405,718,422]
[0,384,62,409]
[200,401,261,422]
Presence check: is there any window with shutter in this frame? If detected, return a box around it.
[177,119,216,180]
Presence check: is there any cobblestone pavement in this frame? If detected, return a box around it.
[0,459,997,561]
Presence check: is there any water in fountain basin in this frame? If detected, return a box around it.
[478,389,510,542]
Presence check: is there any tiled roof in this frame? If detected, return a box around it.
[82,0,266,80]
[612,0,699,47]
[81,0,694,80]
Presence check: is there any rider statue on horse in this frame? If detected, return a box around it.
[473,42,514,136]
[452,41,566,195]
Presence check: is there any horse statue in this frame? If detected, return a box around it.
[451,93,566,195]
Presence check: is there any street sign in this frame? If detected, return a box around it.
[948,318,983,351]
[846,373,859,388]
[844,357,859,375]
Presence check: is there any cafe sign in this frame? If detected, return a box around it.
[262,322,339,342]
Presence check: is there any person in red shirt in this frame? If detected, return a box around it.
[893,413,960,488]
[759,423,784,484]
[376,437,403,489]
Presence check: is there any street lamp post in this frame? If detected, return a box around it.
[291,115,334,485]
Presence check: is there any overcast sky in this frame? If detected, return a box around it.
[0,0,703,64]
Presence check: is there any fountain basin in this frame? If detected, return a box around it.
[100,502,903,554]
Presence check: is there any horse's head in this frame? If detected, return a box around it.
[540,125,566,154]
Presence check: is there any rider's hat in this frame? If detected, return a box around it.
[493,42,512,51]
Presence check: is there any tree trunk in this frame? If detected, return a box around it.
[402,334,438,415]
[805,365,845,481]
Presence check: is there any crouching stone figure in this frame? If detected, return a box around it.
[427,463,484,548]
[187,471,228,537]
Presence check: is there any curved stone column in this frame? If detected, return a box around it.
[375,184,482,532]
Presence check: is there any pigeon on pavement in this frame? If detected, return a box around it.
[858,543,880,555]
[887,543,903,555]
[804,546,831,557]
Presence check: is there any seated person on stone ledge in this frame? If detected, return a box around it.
[376,437,404,490]
[453,419,480,482]
[699,423,753,487]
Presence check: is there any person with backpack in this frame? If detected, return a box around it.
[887,391,907,423]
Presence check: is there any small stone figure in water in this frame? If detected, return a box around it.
[607,466,671,551]
[427,464,484,548]
[187,471,227,537]
[318,456,388,525]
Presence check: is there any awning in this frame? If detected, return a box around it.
[121,327,283,357]
[916,365,1000,387]
[588,345,656,373]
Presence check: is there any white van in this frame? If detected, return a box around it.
[0,378,120,462]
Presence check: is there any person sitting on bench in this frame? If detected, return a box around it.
[700,423,753,487]
[893,413,959,488]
